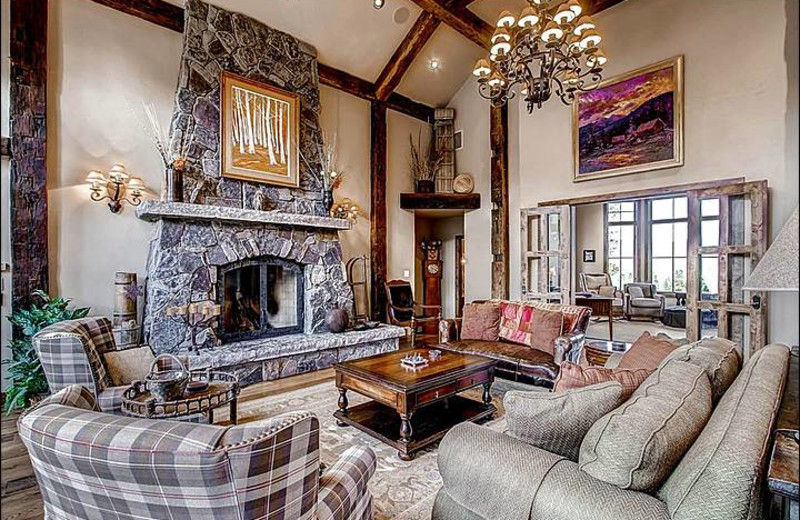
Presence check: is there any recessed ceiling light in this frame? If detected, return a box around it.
[393,6,411,24]
[373,0,385,9]
[429,58,441,71]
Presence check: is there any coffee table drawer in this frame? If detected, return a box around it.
[416,383,457,406]
[457,371,489,390]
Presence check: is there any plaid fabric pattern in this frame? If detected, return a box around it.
[97,385,128,413]
[18,392,376,520]
[495,300,592,348]
[33,317,116,397]
[36,385,97,411]
[318,446,377,520]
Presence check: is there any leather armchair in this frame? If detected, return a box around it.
[384,280,441,345]
[623,283,665,321]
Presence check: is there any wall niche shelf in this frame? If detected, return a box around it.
[399,193,481,218]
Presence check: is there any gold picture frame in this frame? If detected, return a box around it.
[573,55,684,182]
[221,71,300,187]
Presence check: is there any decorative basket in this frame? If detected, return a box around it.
[146,354,190,402]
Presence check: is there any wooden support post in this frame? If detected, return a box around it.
[490,105,509,299]
[10,0,49,312]
[370,102,389,321]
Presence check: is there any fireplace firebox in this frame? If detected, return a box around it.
[218,257,304,342]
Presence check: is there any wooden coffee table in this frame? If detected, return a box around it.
[334,348,497,461]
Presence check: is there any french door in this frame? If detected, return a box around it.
[686,181,768,359]
[521,206,571,303]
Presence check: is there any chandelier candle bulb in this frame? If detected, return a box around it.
[497,10,516,28]
[554,4,577,24]
[518,7,541,28]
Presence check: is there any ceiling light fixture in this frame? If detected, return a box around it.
[473,0,607,113]
[373,0,385,9]
[429,58,441,71]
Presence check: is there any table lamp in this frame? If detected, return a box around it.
[743,206,798,442]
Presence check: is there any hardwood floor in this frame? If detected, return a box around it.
[0,368,336,520]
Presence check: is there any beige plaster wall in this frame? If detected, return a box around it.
[575,204,606,280]
[451,0,799,345]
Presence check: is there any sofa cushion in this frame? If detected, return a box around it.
[579,360,713,492]
[617,332,678,370]
[554,361,652,401]
[460,302,502,341]
[504,381,624,461]
[659,337,741,404]
[528,307,564,355]
[630,298,662,309]
[628,286,645,299]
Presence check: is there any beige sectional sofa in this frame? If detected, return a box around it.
[432,339,791,520]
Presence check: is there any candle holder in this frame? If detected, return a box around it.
[165,302,221,353]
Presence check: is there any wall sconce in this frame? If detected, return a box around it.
[86,164,146,213]
[332,198,361,223]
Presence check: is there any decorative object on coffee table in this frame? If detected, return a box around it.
[123,368,239,424]
[334,348,496,461]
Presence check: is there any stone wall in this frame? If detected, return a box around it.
[169,0,325,214]
[141,212,354,354]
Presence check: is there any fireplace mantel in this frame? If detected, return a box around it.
[136,201,351,231]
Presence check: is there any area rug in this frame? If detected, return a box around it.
[235,378,540,520]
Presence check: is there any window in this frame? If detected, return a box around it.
[605,202,636,289]
[650,197,688,293]
[700,199,720,296]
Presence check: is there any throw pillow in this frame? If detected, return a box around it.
[628,286,645,299]
[504,381,624,461]
[460,302,502,341]
[527,307,564,355]
[498,302,537,346]
[579,360,712,492]
[617,331,678,370]
[104,346,156,387]
[659,337,741,404]
[554,361,652,401]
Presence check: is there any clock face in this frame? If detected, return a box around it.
[427,262,440,275]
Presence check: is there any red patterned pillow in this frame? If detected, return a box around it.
[528,307,564,355]
[460,302,502,341]
[617,331,679,370]
[554,362,652,401]
[498,301,530,345]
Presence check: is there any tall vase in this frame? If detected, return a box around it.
[323,189,334,214]
[165,166,184,203]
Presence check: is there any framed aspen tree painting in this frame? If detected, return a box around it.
[221,72,300,187]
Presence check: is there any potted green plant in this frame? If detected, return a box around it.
[3,290,90,413]
[409,131,442,193]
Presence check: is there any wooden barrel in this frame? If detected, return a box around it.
[113,272,138,326]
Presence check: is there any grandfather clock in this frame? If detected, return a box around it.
[421,240,443,313]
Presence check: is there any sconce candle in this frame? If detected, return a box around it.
[87,164,146,213]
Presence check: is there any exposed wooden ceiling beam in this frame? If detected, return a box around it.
[584,0,629,16]
[407,0,493,49]
[374,12,441,101]
[317,64,434,122]
[84,0,436,122]
[88,0,184,32]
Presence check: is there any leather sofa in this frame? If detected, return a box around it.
[432,341,791,520]
[438,300,592,386]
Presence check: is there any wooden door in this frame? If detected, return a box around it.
[521,206,571,303]
[686,181,768,359]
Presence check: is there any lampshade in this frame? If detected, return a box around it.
[517,6,540,28]
[86,170,106,184]
[743,206,799,292]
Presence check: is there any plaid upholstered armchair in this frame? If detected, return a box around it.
[19,385,377,520]
[32,316,156,413]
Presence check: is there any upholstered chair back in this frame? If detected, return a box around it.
[580,273,613,292]
[625,282,658,298]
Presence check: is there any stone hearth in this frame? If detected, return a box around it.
[138,201,403,385]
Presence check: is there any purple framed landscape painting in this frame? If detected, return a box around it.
[573,56,684,182]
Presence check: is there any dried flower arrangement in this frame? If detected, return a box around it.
[299,130,345,191]
[138,101,189,201]
[408,131,442,183]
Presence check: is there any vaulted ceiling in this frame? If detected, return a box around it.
[163,0,626,108]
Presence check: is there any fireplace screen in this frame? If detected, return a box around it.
[219,257,304,341]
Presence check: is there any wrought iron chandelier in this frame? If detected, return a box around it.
[473,0,607,113]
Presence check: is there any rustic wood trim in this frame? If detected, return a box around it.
[0,137,10,157]
[370,102,389,322]
[585,0,629,15]
[375,13,441,101]
[490,105,509,299]
[538,177,747,207]
[84,0,435,122]
[10,0,49,313]
[89,0,184,32]
[407,0,493,48]
[399,192,480,211]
